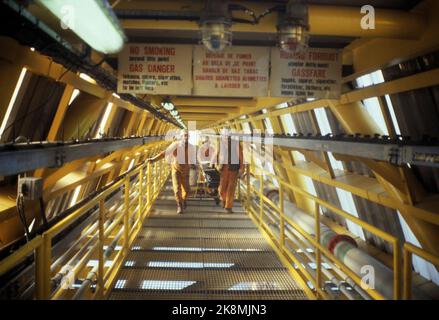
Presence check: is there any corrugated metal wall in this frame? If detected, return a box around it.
[0,72,65,143]
[383,51,439,194]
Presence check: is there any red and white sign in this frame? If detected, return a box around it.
[270,48,342,99]
[117,44,192,95]
[193,45,269,97]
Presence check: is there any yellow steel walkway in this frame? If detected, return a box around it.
[108,181,307,300]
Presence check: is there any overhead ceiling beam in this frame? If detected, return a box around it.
[0,37,152,116]
[120,2,426,40]
[176,106,240,114]
[342,1,439,77]
[173,97,256,108]
[173,97,290,110]
[0,136,164,176]
[185,120,215,127]
[180,113,232,121]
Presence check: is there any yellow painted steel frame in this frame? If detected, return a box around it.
[241,164,406,300]
[403,243,439,300]
[0,37,176,249]
[210,59,439,265]
[0,157,170,300]
[210,62,439,130]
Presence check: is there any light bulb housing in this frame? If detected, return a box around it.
[37,0,126,54]
[199,0,232,52]
[277,0,309,53]
[161,101,175,111]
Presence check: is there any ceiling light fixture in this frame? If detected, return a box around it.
[199,0,232,52]
[277,0,309,53]
[161,101,175,111]
[37,0,126,54]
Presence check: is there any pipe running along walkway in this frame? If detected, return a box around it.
[2,157,438,300]
[108,180,309,300]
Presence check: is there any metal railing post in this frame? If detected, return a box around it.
[246,164,250,211]
[138,167,143,223]
[158,161,162,188]
[393,240,401,300]
[98,199,105,298]
[153,162,156,197]
[42,235,52,299]
[35,245,45,299]
[259,173,263,224]
[315,201,322,294]
[403,247,412,300]
[237,168,241,199]
[124,176,130,253]
[147,162,152,209]
[279,185,285,248]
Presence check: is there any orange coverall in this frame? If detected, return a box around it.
[151,141,195,204]
[218,138,244,209]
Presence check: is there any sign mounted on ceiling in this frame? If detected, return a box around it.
[270,48,342,99]
[193,45,270,97]
[117,44,193,95]
[117,43,343,99]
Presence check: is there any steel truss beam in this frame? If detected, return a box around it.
[118,1,426,40]
[207,134,439,168]
[0,136,164,176]
[0,1,180,127]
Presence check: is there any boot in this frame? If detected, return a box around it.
[183,200,187,209]
[177,202,183,214]
[225,208,233,214]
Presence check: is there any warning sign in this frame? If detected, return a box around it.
[193,45,269,97]
[270,48,342,99]
[117,44,192,95]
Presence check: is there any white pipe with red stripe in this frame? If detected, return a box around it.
[248,176,394,299]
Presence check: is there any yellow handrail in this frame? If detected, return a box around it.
[0,149,170,300]
[403,243,439,300]
[0,236,42,275]
[242,164,403,300]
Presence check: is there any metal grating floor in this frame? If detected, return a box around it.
[108,181,308,300]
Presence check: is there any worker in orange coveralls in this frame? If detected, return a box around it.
[218,129,244,213]
[147,129,196,214]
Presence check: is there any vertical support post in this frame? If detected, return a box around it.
[259,173,263,224]
[35,244,45,299]
[42,235,52,299]
[138,168,143,223]
[314,201,322,294]
[403,247,412,300]
[124,176,130,253]
[279,184,285,248]
[156,162,159,195]
[158,161,163,186]
[246,164,250,211]
[158,161,161,193]
[393,240,401,300]
[157,161,160,186]
[147,162,152,209]
[152,163,156,197]
[237,167,241,199]
[98,199,105,298]
[159,161,162,191]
